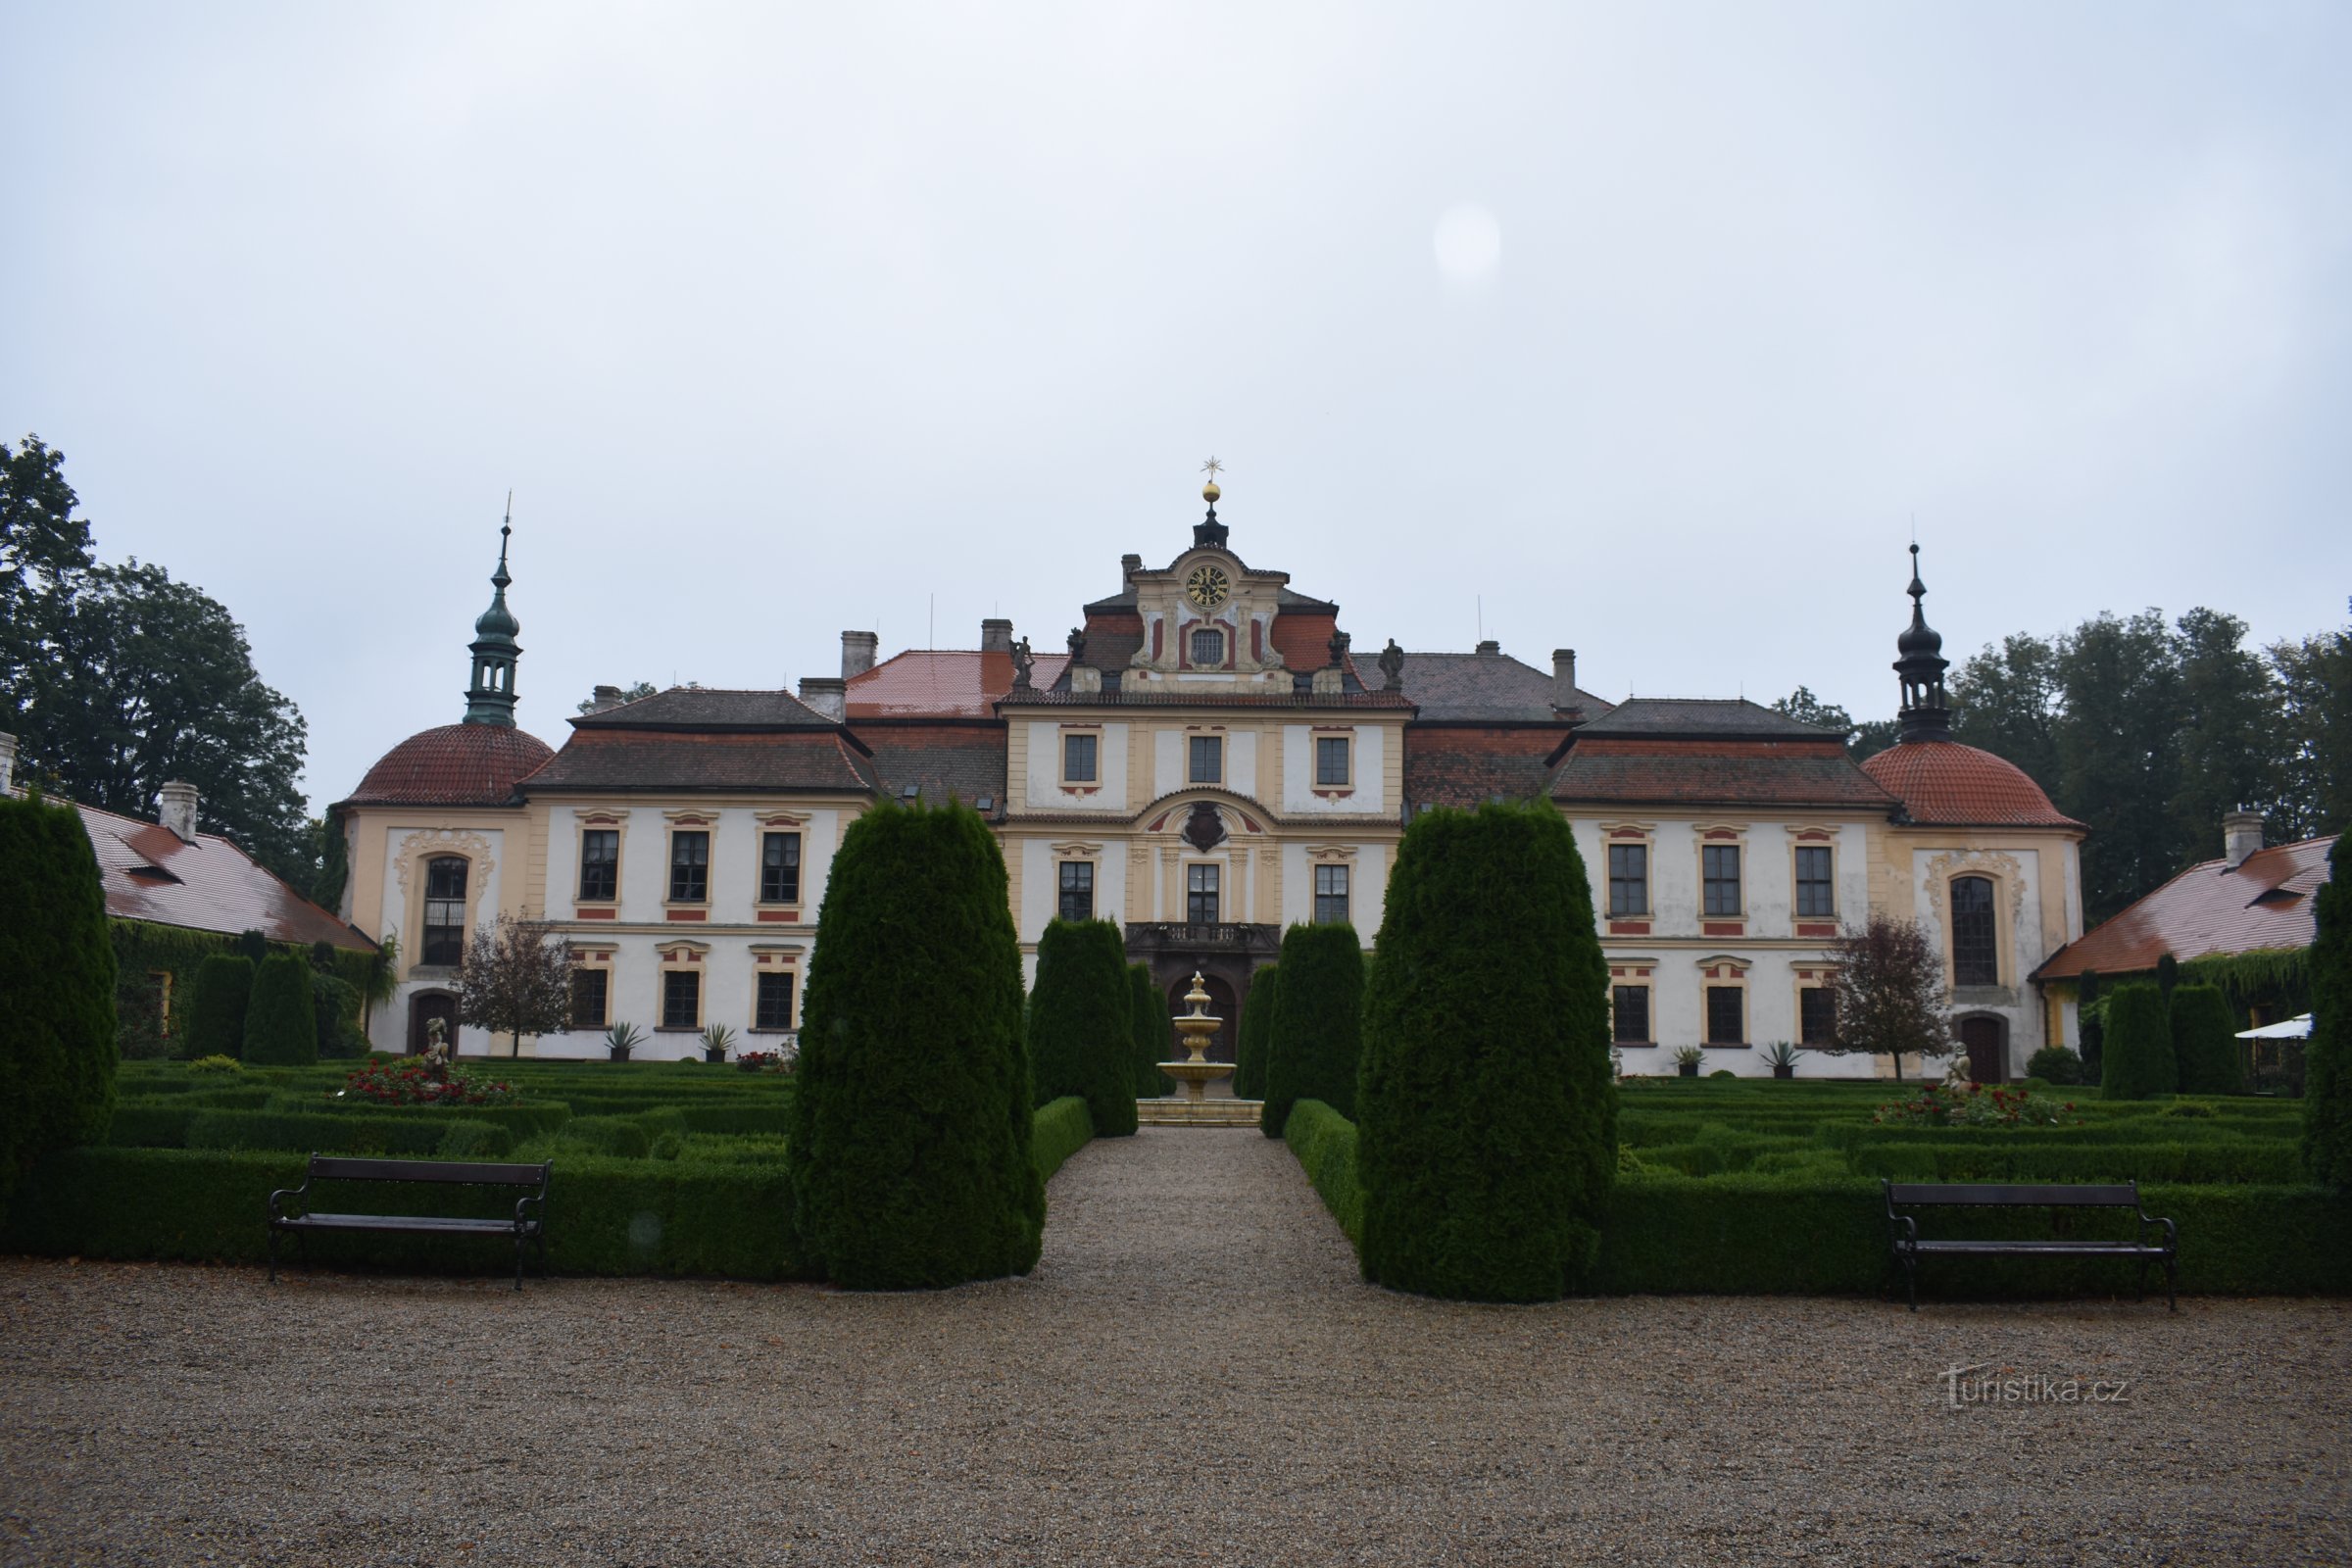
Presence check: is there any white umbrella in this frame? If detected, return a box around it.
[2235,1014,2313,1040]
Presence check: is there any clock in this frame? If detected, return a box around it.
[1185,563,1231,610]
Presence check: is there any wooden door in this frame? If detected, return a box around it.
[1960,1015,2005,1083]
[407,992,459,1055]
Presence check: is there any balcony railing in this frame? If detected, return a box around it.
[1124,921,1283,954]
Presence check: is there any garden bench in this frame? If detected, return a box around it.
[1884,1180,2177,1311]
[269,1155,552,1290]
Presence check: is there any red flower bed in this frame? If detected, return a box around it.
[341,1056,514,1107]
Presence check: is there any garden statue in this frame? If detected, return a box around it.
[420,1017,452,1079]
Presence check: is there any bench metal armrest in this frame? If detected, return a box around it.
[2137,1209,2178,1253]
[513,1162,553,1232]
[268,1164,316,1224]
[1882,1181,1918,1251]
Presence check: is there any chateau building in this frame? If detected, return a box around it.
[335,490,2084,1078]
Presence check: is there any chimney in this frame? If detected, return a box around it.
[980,618,1013,654]
[1553,649,1579,710]
[584,684,624,713]
[158,780,200,842]
[1121,553,1143,577]
[798,676,846,722]
[2223,808,2265,870]
[0,731,15,796]
[1475,639,1500,657]
[840,630,878,680]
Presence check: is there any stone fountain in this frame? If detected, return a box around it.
[1137,970,1261,1127]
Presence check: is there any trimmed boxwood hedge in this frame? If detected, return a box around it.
[184,1108,515,1159]
[243,954,318,1066]
[1032,1096,1094,1185]
[2170,984,2243,1096]
[1283,1098,1362,1246]
[2101,984,2177,1100]
[184,956,253,1061]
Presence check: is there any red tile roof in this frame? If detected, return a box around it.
[1550,737,1899,810]
[522,729,879,795]
[1861,740,2082,828]
[858,721,1011,813]
[845,650,1072,718]
[74,802,375,951]
[1404,726,1566,808]
[343,723,555,808]
[2035,835,2336,979]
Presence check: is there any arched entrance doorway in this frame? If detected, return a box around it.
[408,991,459,1055]
[1958,1014,2006,1083]
[1168,973,1240,1064]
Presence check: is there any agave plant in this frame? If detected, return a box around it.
[1763,1040,1798,1069]
[699,1023,737,1063]
[604,1020,645,1061]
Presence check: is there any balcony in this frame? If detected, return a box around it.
[1124,921,1283,957]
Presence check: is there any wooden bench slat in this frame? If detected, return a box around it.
[1910,1240,2167,1256]
[1886,1183,2141,1207]
[281,1213,537,1236]
[307,1156,549,1186]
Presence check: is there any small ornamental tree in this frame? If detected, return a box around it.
[1233,963,1280,1102]
[1356,801,1615,1303]
[2302,837,2352,1186]
[184,954,253,1059]
[1026,918,1138,1137]
[790,799,1042,1289]
[242,952,318,1065]
[456,915,575,1057]
[1825,913,1951,1081]
[0,791,118,1201]
[2076,969,2106,1081]
[2170,983,2243,1095]
[2100,984,2178,1100]
[2155,951,2180,1000]
[1128,962,1170,1098]
[1262,923,1365,1137]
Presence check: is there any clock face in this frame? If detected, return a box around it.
[1185,564,1231,610]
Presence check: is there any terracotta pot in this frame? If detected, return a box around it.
[1678,1063,1698,1078]
[1773,1064,1794,1079]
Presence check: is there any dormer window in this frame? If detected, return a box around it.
[1189,627,1225,665]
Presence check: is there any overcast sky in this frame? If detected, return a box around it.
[6,3,2348,811]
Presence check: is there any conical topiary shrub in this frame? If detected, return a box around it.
[2169,983,2242,1096]
[184,954,254,1059]
[789,799,1042,1288]
[1356,801,1616,1302]
[1233,963,1279,1102]
[2302,838,2352,1187]
[1128,962,1170,1099]
[2100,984,2177,1101]
[244,953,319,1065]
[1261,923,1364,1138]
[1026,918,1138,1137]
[0,791,118,1202]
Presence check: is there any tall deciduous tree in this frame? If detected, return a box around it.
[0,435,94,722]
[2273,618,2352,838]
[456,915,576,1057]
[1950,632,2062,790]
[1824,912,1950,1081]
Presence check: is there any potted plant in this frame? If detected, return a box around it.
[604,1020,644,1062]
[1671,1045,1704,1079]
[699,1023,736,1064]
[1764,1041,1798,1080]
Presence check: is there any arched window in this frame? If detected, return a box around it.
[1950,875,1996,987]
[422,857,468,966]
[1190,627,1225,665]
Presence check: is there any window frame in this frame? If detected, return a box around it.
[1313,733,1352,790]
[661,968,702,1031]
[570,966,611,1031]
[1793,844,1835,919]
[1312,862,1349,925]
[577,828,619,905]
[759,830,803,906]
[754,971,797,1033]
[1186,862,1220,925]
[1701,843,1743,919]
[1058,858,1096,921]
[420,855,468,967]
[1703,984,1746,1047]
[1798,985,1838,1047]
[1607,843,1649,917]
[1950,874,1999,988]
[667,828,711,905]
[1188,733,1223,786]
[1189,625,1226,667]
[1611,984,1652,1045]
[1060,728,1100,787]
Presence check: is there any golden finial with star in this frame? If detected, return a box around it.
[1200,455,1224,504]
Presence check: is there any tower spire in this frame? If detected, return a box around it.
[1194,456,1229,549]
[1892,542,1949,743]
[463,499,523,727]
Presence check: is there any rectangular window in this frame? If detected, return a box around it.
[1187,863,1219,925]
[1062,731,1098,783]
[1315,736,1350,787]
[422,856,467,966]
[1611,985,1651,1044]
[578,830,618,902]
[669,831,710,903]
[1794,846,1835,918]
[1313,864,1349,924]
[760,831,802,905]
[570,967,610,1029]
[1058,860,1095,921]
[1189,735,1222,785]
[662,969,701,1030]
[1799,986,1837,1047]
[1190,627,1225,665]
[1607,844,1648,916]
[1702,845,1742,917]
[755,972,796,1031]
[1704,985,1745,1045]
[1951,876,1998,987]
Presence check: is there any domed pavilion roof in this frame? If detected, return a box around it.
[343,723,553,808]
[1862,740,2081,829]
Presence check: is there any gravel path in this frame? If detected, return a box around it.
[3,1129,2348,1566]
